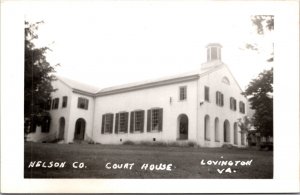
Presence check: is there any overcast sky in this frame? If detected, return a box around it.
[25,1,274,90]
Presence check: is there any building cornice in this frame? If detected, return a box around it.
[95,74,200,97]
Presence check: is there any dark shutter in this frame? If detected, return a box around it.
[86,99,89,110]
[110,114,114,134]
[141,110,145,133]
[115,113,119,134]
[147,109,151,132]
[77,98,80,108]
[130,112,134,133]
[124,112,129,133]
[216,92,218,104]
[221,93,224,106]
[101,115,105,134]
[158,108,163,132]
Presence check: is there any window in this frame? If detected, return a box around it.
[62,96,68,108]
[205,86,210,102]
[41,116,51,133]
[77,97,89,110]
[216,91,224,106]
[130,110,145,133]
[52,98,59,109]
[239,101,245,114]
[101,113,114,134]
[115,112,129,133]
[179,86,187,101]
[147,108,163,132]
[46,98,52,110]
[222,77,230,85]
[230,97,237,111]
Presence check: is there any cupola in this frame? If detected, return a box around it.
[201,43,223,70]
[206,43,222,62]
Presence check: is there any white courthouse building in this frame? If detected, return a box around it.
[27,43,248,147]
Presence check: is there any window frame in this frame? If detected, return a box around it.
[147,108,163,132]
[52,98,59,110]
[77,97,89,110]
[216,91,224,107]
[101,113,114,134]
[115,111,129,134]
[230,97,237,111]
[62,96,68,108]
[204,86,210,102]
[179,86,187,101]
[130,110,145,133]
[239,101,245,114]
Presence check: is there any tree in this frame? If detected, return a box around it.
[24,21,57,133]
[246,15,274,62]
[238,116,253,143]
[243,68,273,137]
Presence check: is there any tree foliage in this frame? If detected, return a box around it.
[243,68,273,137]
[24,21,57,133]
[246,15,274,62]
[251,15,274,35]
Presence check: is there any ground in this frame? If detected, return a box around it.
[24,142,273,178]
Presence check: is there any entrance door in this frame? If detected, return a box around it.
[58,117,65,140]
[178,114,188,140]
[74,118,86,140]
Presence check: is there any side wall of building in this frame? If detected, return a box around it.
[26,80,73,142]
[197,66,247,147]
[92,80,198,144]
[66,93,95,143]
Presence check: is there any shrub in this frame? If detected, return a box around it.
[123,140,135,145]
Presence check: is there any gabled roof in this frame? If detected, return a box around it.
[54,62,232,97]
[56,75,100,96]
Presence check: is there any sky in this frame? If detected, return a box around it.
[25,1,274,90]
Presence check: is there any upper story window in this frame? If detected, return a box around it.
[52,98,59,109]
[101,113,114,134]
[46,98,52,110]
[130,110,145,133]
[62,96,68,108]
[211,47,218,60]
[230,97,237,111]
[204,86,210,102]
[115,112,129,134]
[222,77,230,85]
[147,108,163,132]
[239,101,246,114]
[179,86,187,101]
[216,91,224,106]
[77,97,89,110]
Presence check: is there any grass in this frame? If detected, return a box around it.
[24,142,273,178]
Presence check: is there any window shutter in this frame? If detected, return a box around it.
[141,110,145,133]
[124,112,129,133]
[221,93,224,106]
[115,113,119,134]
[110,114,114,134]
[101,115,105,134]
[147,109,151,132]
[158,108,163,132]
[86,99,89,110]
[216,92,218,104]
[130,112,134,133]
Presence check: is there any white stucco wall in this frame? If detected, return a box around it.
[197,66,247,147]
[66,93,95,143]
[92,80,198,144]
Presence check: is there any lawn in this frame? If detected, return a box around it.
[24,142,273,178]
